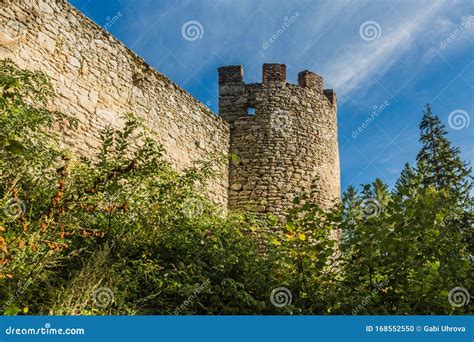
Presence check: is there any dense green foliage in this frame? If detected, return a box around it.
[0,60,472,315]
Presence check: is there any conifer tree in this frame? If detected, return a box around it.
[416,104,472,207]
[394,162,417,197]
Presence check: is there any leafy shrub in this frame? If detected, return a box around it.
[0,60,471,315]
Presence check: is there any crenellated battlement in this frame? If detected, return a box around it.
[218,63,341,215]
[218,64,336,109]
[298,70,323,92]
[262,63,286,83]
[218,65,244,85]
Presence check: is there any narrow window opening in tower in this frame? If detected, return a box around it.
[247,107,256,116]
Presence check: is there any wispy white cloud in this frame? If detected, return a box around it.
[326,0,450,97]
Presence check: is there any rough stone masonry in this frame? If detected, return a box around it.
[219,64,340,215]
[0,0,341,216]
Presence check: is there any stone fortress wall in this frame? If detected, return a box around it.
[219,64,340,215]
[0,0,341,215]
[0,0,230,206]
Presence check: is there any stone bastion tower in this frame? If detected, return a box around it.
[218,63,341,215]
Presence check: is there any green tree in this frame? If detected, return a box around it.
[337,105,472,315]
[416,104,472,207]
[394,162,417,197]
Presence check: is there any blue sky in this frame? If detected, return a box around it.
[69,0,473,192]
